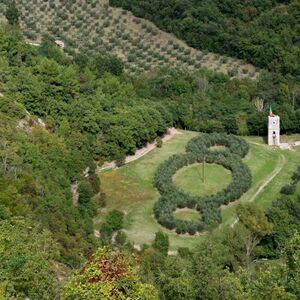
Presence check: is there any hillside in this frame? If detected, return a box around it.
[110,0,300,80]
[1,2,300,298]
[0,0,259,78]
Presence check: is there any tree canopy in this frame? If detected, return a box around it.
[111,0,300,81]
[62,247,158,300]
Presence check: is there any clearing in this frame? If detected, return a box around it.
[173,163,231,196]
[96,131,300,250]
[174,208,200,222]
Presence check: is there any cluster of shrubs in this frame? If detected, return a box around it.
[99,209,128,247]
[186,132,249,158]
[153,133,252,234]
[280,166,300,195]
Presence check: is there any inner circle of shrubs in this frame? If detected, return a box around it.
[153,133,252,235]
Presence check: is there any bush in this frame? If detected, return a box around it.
[152,231,169,256]
[221,57,228,64]
[105,209,124,231]
[280,184,296,195]
[115,230,127,246]
[99,223,113,245]
[78,181,92,205]
[88,173,100,194]
[184,48,191,55]
[292,167,300,182]
[156,137,163,148]
[178,247,192,258]
[228,66,238,77]
[103,20,110,27]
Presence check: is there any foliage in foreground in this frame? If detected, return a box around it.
[60,198,300,299]
[62,247,158,300]
[0,218,59,299]
[264,164,300,258]
[0,17,300,299]
[139,203,299,300]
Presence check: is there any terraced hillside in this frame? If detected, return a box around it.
[0,0,259,78]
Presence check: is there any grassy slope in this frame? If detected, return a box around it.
[281,134,300,143]
[174,163,231,196]
[220,142,280,226]
[0,0,258,78]
[174,209,200,221]
[97,131,300,250]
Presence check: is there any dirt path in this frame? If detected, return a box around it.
[97,128,181,172]
[231,153,286,227]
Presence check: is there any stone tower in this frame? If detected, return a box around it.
[268,107,280,146]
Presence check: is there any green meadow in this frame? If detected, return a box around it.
[96,131,300,250]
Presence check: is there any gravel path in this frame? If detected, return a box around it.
[97,128,181,172]
[231,153,286,227]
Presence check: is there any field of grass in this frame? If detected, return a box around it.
[0,0,258,78]
[96,131,300,250]
[174,209,200,221]
[173,163,231,196]
[281,134,300,143]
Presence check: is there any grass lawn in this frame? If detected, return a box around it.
[280,134,300,143]
[253,148,300,209]
[174,208,200,221]
[220,141,280,226]
[96,130,300,251]
[174,163,231,196]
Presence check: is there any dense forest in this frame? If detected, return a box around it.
[110,0,300,80]
[1,2,300,298]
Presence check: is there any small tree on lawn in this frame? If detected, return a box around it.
[78,181,92,205]
[156,137,163,148]
[152,231,169,256]
[105,209,124,231]
[115,230,127,247]
[236,203,273,271]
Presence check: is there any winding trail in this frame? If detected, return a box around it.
[97,128,181,172]
[231,153,286,227]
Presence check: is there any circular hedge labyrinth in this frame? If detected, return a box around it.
[153,133,252,235]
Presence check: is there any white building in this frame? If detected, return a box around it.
[268,107,280,146]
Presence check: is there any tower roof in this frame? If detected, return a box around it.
[269,106,275,117]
